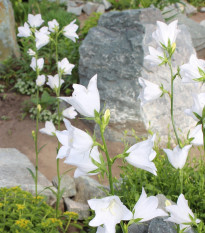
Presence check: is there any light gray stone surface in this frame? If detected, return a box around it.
[79,8,204,143]
[83,2,99,15]
[0,148,56,205]
[0,0,20,62]
[64,197,90,220]
[200,20,205,27]
[102,0,111,10]
[67,5,84,16]
[200,7,205,13]
[52,174,77,198]
[74,176,107,203]
[97,4,105,14]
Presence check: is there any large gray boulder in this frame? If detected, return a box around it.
[0,148,56,205]
[79,8,204,143]
[0,0,20,62]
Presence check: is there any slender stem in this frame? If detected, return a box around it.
[120,222,126,233]
[168,61,181,148]
[202,124,205,153]
[100,126,114,195]
[179,169,183,194]
[35,87,39,199]
[64,218,71,233]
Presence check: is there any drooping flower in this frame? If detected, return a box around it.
[56,119,93,159]
[39,121,56,136]
[59,74,100,117]
[63,19,79,42]
[165,194,200,231]
[48,19,59,33]
[47,74,64,90]
[35,28,50,50]
[64,146,100,178]
[152,20,180,48]
[17,22,32,38]
[163,145,192,169]
[28,14,44,28]
[125,134,157,175]
[36,75,46,87]
[185,93,205,121]
[57,58,75,75]
[138,77,162,106]
[189,124,203,146]
[180,54,205,83]
[27,49,36,56]
[144,46,164,66]
[88,196,132,233]
[133,188,168,222]
[62,106,77,119]
[30,57,44,71]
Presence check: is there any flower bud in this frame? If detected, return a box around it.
[32,130,35,139]
[165,200,171,207]
[104,109,110,124]
[171,42,176,54]
[37,104,42,113]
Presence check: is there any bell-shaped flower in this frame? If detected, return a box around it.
[189,124,203,146]
[30,57,44,71]
[133,188,168,222]
[35,28,50,50]
[47,74,64,90]
[185,93,205,121]
[125,134,157,175]
[62,106,77,119]
[56,119,93,159]
[36,75,46,87]
[28,14,44,28]
[63,19,79,42]
[163,145,192,170]
[180,54,205,83]
[152,20,180,48]
[165,194,200,231]
[39,26,50,35]
[59,74,100,117]
[88,196,132,233]
[39,121,56,136]
[57,58,75,75]
[64,146,100,178]
[17,22,32,38]
[138,77,162,106]
[144,46,164,66]
[27,49,36,56]
[48,19,59,33]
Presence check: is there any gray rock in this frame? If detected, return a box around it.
[52,174,76,198]
[97,4,105,14]
[102,0,112,10]
[128,222,150,233]
[0,148,56,205]
[74,176,107,203]
[83,2,99,15]
[200,7,205,13]
[200,20,205,27]
[67,5,84,16]
[148,217,177,233]
[180,0,197,16]
[67,0,77,7]
[79,8,203,143]
[64,197,90,220]
[0,0,20,62]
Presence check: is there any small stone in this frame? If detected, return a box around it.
[67,5,84,16]
[200,7,205,13]
[83,2,99,15]
[67,0,77,7]
[128,222,150,233]
[200,20,205,27]
[52,174,76,198]
[148,217,177,233]
[64,197,90,220]
[102,0,112,10]
[97,4,105,14]
[74,176,107,204]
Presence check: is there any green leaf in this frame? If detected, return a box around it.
[193,112,201,120]
[26,168,36,181]
[37,144,47,155]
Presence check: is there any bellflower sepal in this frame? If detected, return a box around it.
[88,196,132,233]
[163,145,192,169]
[59,74,100,117]
[165,194,200,232]
[125,134,157,175]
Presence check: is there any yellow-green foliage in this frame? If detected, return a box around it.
[0,187,79,233]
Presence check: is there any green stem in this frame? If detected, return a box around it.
[179,169,183,194]
[100,126,114,195]
[64,218,71,233]
[169,62,181,148]
[35,87,39,199]
[120,222,126,233]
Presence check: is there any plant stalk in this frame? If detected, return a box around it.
[35,87,39,199]
[179,169,183,194]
